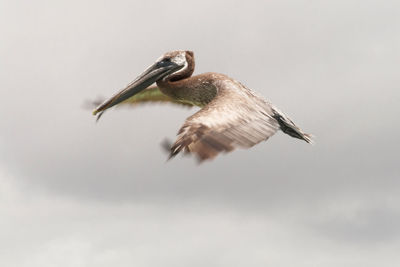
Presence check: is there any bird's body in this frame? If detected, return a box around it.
[93,50,312,161]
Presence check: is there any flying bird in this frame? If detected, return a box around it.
[93,50,313,161]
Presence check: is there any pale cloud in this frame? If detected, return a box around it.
[1,170,400,267]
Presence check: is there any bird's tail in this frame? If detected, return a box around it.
[272,109,314,144]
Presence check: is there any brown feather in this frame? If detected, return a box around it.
[166,77,282,162]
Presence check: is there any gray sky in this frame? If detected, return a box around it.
[1,0,400,266]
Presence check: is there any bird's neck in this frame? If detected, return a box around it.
[157,78,198,104]
[157,74,217,107]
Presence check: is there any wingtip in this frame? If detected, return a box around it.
[160,139,175,162]
[303,133,315,145]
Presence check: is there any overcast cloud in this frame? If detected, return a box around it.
[1,0,400,266]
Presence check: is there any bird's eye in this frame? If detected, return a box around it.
[157,58,172,67]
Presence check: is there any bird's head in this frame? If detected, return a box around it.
[92,50,194,120]
[157,50,195,82]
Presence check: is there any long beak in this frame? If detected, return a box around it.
[93,60,181,121]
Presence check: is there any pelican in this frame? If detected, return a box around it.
[93,50,313,161]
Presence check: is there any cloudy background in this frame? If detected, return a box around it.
[1,0,399,266]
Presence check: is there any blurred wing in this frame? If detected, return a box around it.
[92,86,194,120]
[169,88,280,162]
[122,85,194,107]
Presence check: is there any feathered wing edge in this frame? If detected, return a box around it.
[271,108,314,144]
[166,88,282,162]
[165,88,313,162]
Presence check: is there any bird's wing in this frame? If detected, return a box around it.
[168,87,280,162]
[121,85,194,107]
[92,86,194,120]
